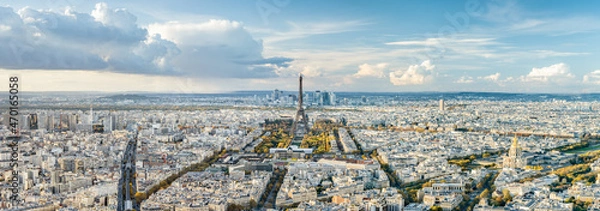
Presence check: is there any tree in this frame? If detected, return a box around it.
[422,181,434,188]
[462,193,470,202]
[502,189,512,202]
[479,189,489,199]
[476,181,484,190]
[565,196,575,203]
[249,199,258,208]
[430,205,443,211]
[465,182,472,191]
[493,196,505,206]
[134,192,147,204]
[159,180,168,188]
[226,204,245,211]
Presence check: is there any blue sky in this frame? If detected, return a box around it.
[0,0,599,93]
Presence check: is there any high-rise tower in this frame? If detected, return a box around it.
[89,105,93,125]
[291,75,309,142]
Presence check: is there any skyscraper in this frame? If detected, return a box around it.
[322,91,331,106]
[20,114,30,130]
[68,114,78,131]
[47,115,54,131]
[104,114,116,132]
[314,90,321,105]
[29,114,38,130]
[313,90,336,106]
[271,89,282,101]
[89,105,93,125]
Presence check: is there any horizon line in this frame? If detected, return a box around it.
[6,90,600,95]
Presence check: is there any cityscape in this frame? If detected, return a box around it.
[2,0,600,211]
[2,75,600,210]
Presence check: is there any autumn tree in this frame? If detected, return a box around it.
[502,189,512,202]
[134,192,147,204]
[430,205,443,211]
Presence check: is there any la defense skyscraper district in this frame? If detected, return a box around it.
[291,74,309,142]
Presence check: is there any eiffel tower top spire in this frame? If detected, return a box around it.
[298,74,303,110]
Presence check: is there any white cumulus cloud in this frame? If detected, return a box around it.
[0,3,291,78]
[300,66,322,77]
[389,60,435,86]
[482,73,501,81]
[583,70,600,84]
[0,3,177,73]
[521,63,574,83]
[354,63,387,78]
[148,20,291,78]
[455,76,474,84]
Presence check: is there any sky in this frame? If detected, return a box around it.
[1,0,600,93]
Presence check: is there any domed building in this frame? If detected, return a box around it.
[502,136,527,169]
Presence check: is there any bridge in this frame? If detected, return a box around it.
[117,131,140,211]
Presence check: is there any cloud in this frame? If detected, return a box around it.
[258,20,370,44]
[510,19,545,30]
[238,57,293,68]
[385,38,497,46]
[389,60,435,86]
[300,66,322,77]
[482,72,501,81]
[91,2,139,31]
[507,17,600,36]
[0,3,290,78]
[0,3,178,74]
[354,63,387,78]
[384,35,587,62]
[521,63,574,83]
[385,37,502,60]
[455,76,474,84]
[532,50,588,58]
[583,70,600,85]
[148,20,292,78]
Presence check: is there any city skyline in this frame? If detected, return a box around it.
[3,1,600,209]
[1,1,600,93]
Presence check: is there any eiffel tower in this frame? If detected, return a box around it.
[291,75,309,144]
